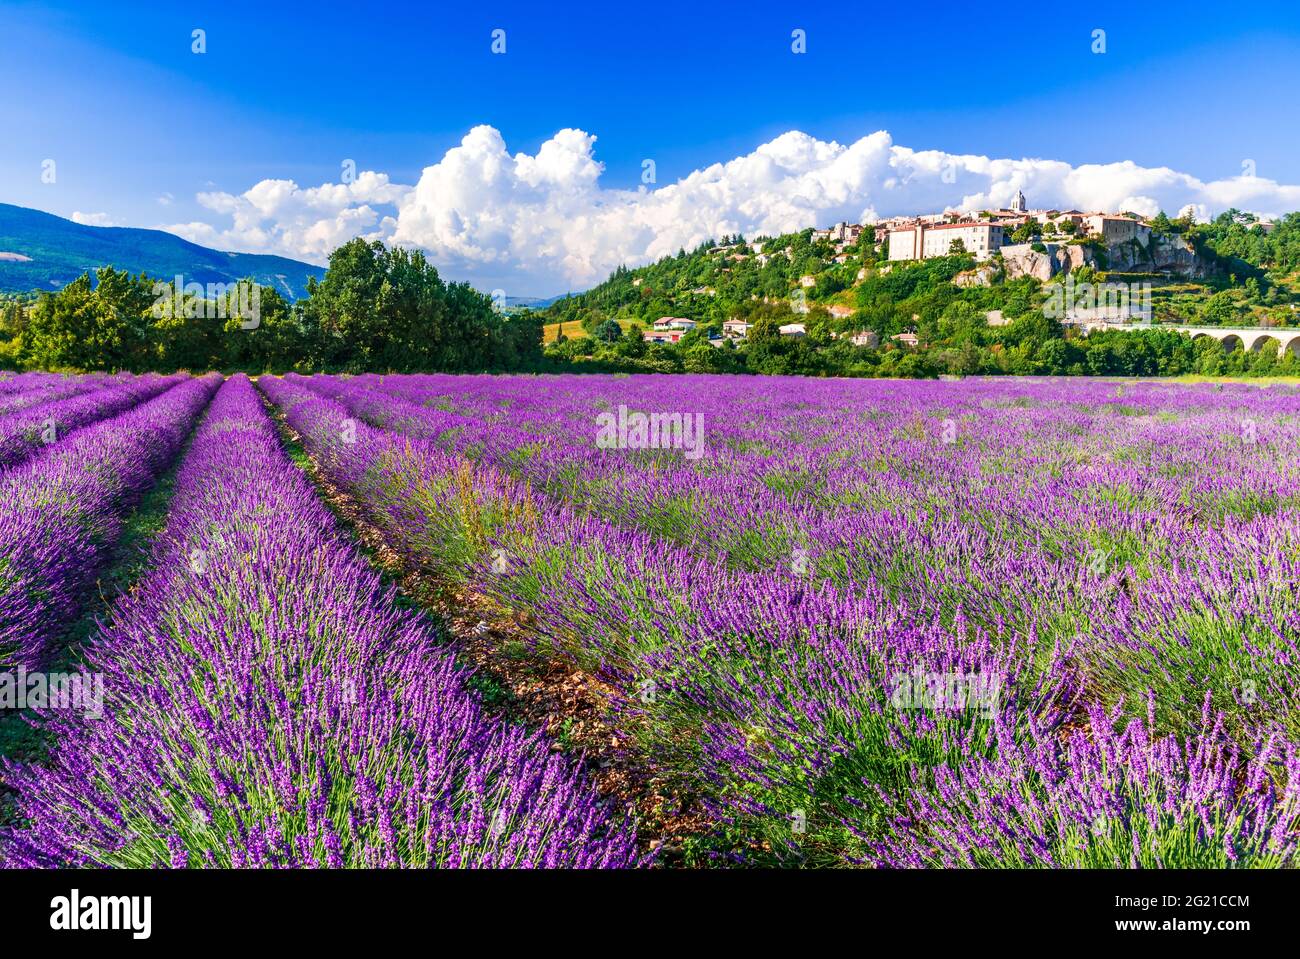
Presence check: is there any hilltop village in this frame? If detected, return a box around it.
[621,195,1253,349]
[537,201,1297,378]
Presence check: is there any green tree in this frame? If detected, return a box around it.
[219,285,303,371]
[22,268,155,371]
[593,318,624,343]
[299,239,534,372]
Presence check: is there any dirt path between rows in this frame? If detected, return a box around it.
[260,390,719,865]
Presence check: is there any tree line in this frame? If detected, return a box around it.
[0,240,544,374]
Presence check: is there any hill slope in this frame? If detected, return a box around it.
[0,203,325,299]
[541,211,1298,336]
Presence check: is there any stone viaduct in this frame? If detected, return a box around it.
[1085,323,1300,357]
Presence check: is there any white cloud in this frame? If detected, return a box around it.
[157,192,174,206]
[160,171,409,265]
[71,211,122,227]
[159,126,1300,293]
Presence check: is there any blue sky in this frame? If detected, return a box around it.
[3,0,1300,294]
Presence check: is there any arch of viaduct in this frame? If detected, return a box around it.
[1166,326,1300,357]
[1087,323,1300,357]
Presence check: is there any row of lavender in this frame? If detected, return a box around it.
[0,373,221,672]
[305,373,1300,747]
[0,372,125,418]
[0,371,116,397]
[271,372,1300,866]
[0,372,188,472]
[348,373,1300,558]
[1,375,639,867]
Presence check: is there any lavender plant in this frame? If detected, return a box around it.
[0,373,220,671]
[0,373,186,472]
[0,375,640,869]
[265,372,1300,866]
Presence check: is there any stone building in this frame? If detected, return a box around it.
[887,221,1009,262]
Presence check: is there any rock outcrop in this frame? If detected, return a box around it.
[999,243,1090,281]
[1108,232,1209,277]
[999,233,1212,281]
[952,264,999,287]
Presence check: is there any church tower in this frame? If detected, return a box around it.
[1010,190,1028,213]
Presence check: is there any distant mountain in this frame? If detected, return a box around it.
[505,293,570,310]
[0,203,325,300]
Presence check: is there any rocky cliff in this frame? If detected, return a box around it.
[998,232,1212,282]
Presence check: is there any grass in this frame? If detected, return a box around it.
[1167,374,1300,385]
[543,317,638,344]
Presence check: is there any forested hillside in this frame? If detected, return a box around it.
[0,203,325,299]
[538,210,1300,378]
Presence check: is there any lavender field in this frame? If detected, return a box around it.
[3,370,1300,868]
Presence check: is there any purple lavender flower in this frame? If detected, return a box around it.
[1,375,640,869]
